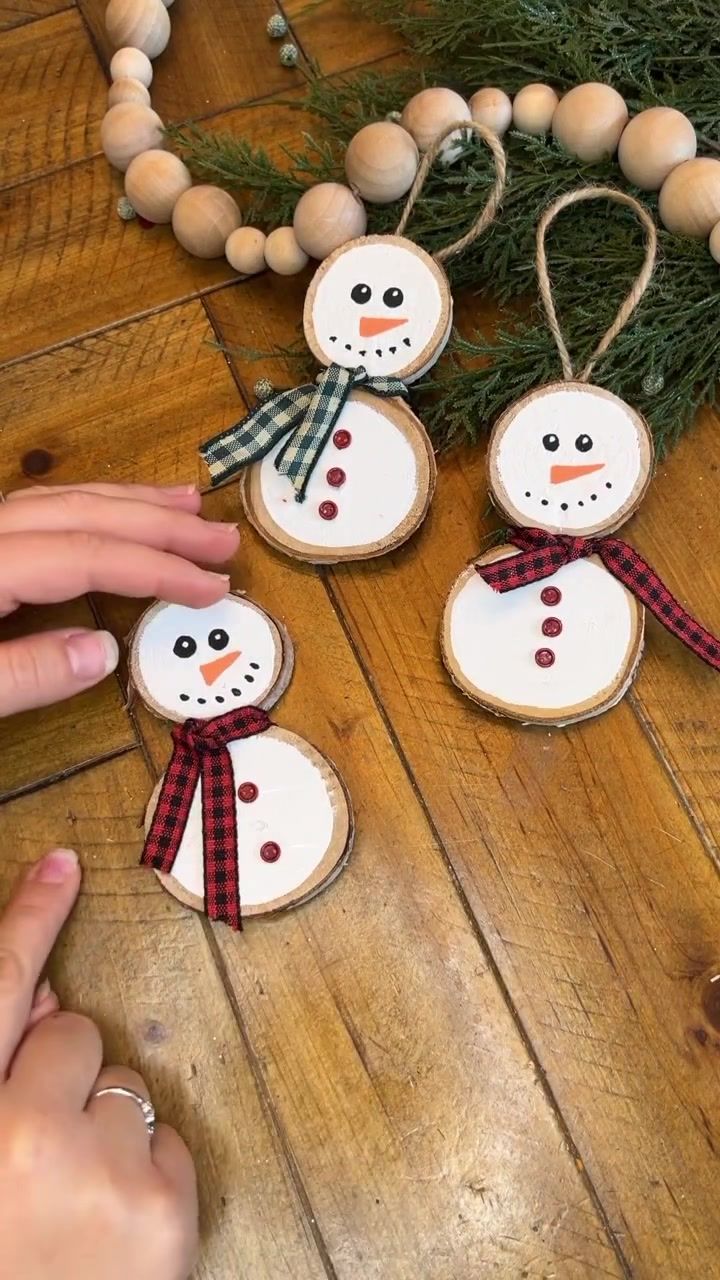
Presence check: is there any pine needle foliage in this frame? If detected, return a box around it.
[169,5,720,455]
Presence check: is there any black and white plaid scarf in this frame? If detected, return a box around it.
[200,363,408,502]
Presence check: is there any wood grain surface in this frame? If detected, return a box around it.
[0,6,718,1279]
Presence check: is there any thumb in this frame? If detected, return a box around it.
[0,628,119,716]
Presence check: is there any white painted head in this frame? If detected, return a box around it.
[303,234,452,382]
[488,382,654,536]
[130,595,291,722]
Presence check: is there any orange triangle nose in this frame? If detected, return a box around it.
[359,315,408,337]
[550,463,605,485]
[200,650,240,685]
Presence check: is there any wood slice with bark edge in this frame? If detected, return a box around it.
[488,381,655,537]
[441,546,646,726]
[241,391,437,564]
[303,234,453,385]
[128,593,294,723]
[144,728,354,919]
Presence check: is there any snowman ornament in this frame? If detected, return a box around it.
[443,187,720,727]
[200,120,506,564]
[131,593,353,929]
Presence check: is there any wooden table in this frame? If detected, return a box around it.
[1,4,719,1276]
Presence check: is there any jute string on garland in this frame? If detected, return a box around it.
[395,118,507,262]
[202,120,507,498]
[536,186,658,384]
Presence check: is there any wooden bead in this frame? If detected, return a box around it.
[293,183,367,260]
[512,83,559,135]
[552,82,628,162]
[264,227,309,275]
[100,102,164,173]
[400,87,470,161]
[344,122,419,204]
[225,226,267,274]
[659,157,720,238]
[110,46,153,86]
[105,0,171,59]
[107,76,151,107]
[709,221,720,264]
[124,149,191,223]
[617,106,696,191]
[469,87,512,136]
[171,185,241,258]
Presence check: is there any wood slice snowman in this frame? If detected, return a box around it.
[444,186,720,726]
[200,120,506,564]
[131,593,352,928]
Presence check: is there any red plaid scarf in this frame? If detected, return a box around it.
[141,705,272,931]
[476,527,720,671]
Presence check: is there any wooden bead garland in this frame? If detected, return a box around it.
[552,82,628,162]
[109,46,153,85]
[172,185,241,258]
[264,227,308,275]
[344,121,419,204]
[469,88,513,137]
[105,0,171,60]
[101,102,164,172]
[225,227,267,275]
[618,107,696,191]
[401,87,471,160]
[107,76,151,107]
[124,149,192,223]
[709,222,720,265]
[293,183,367,261]
[512,83,559,135]
[658,157,720,238]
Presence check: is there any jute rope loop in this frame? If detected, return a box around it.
[395,119,506,264]
[536,186,657,384]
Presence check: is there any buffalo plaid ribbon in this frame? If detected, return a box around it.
[200,363,407,501]
[476,527,720,671]
[141,705,272,931]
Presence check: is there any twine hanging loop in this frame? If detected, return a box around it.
[536,186,657,384]
[395,119,506,264]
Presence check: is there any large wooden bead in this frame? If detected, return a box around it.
[293,183,367,260]
[264,227,309,275]
[100,102,164,172]
[172,185,241,258]
[105,0,171,59]
[107,76,151,107]
[659,157,720,237]
[124,149,191,223]
[512,83,559,135]
[110,46,153,86]
[400,87,470,158]
[225,226,267,274]
[709,221,720,264]
[344,122,419,204]
[469,87,512,136]
[552,82,628,161]
[618,106,696,191]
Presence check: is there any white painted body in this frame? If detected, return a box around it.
[166,730,343,910]
[256,396,427,553]
[446,556,640,722]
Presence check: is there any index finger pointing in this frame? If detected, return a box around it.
[0,849,81,1077]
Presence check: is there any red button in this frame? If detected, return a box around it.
[260,841,281,863]
[541,586,561,606]
[333,429,351,449]
[326,467,346,488]
[542,617,562,638]
[319,500,338,520]
[237,782,258,803]
[535,648,555,668]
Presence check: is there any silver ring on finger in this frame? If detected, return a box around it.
[91,1085,156,1138]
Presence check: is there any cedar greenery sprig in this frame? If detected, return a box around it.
[168,7,720,456]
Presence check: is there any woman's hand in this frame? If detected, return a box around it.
[0,483,239,715]
[0,849,198,1280]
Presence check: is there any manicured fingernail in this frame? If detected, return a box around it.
[164,483,197,494]
[33,978,52,1006]
[209,521,239,534]
[31,848,79,884]
[208,572,231,582]
[66,631,119,680]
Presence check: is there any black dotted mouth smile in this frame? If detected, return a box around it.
[524,481,614,513]
[179,661,263,707]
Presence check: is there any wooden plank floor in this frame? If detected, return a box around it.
[1,5,718,1277]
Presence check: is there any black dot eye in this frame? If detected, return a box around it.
[575,434,593,452]
[208,628,229,651]
[383,287,404,308]
[350,283,371,304]
[542,434,560,452]
[173,635,197,659]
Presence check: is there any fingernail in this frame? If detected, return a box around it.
[66,631,118,681]
[164,483,197,494]
[209,522,240,534]
[31,848,79,884]
[208,572,231,582]
[33,978,52,1006]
